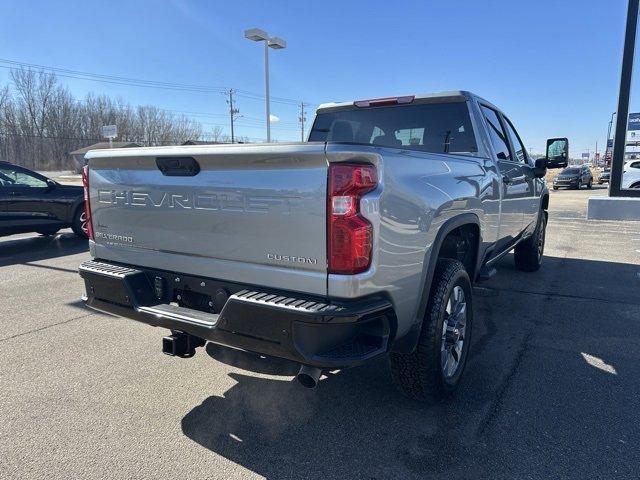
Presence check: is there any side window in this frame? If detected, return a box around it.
[0,166,47,188]
[480,105,511,161]
[629,161,640,169]
[503,118,527,164]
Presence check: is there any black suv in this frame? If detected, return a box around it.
[0,161,87,238]
[553,165,593,190]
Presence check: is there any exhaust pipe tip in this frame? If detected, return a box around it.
[297,365,322,389]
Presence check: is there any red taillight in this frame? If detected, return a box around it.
[328,163,377,274]
[82,165,94,240]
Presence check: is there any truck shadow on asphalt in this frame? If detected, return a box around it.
[0,232,87,267]
[181,254,640,479]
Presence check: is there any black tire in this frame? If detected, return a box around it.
[575,180,581,190]
[587,179,593,189]
[514,212,546,272]
[71,206,88,239]
[390,259,473,402]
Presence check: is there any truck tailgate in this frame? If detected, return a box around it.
[86,143,328,295]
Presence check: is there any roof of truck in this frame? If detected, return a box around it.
[316,90,478,111]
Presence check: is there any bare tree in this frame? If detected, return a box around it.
[206,125,225,142]
[0,68,210,170]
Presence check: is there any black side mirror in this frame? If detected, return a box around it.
[46,178,57,191]
[533,158,547,178]
[545,137,569,168]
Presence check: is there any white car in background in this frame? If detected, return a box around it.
[622,160,640,189]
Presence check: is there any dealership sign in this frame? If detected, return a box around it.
[101,125,118,139]
[627,113,640,142]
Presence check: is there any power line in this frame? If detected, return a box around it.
[0,60,315,142]
[0,58,318,107]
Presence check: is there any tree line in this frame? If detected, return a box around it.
[0,68,217,171]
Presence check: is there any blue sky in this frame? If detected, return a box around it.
[0,0,631,154]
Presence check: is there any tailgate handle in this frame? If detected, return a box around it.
[156,157,200,176]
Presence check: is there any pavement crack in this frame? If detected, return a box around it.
[476,323,536,436]
[0,312,95,343]
[477,236,570,437]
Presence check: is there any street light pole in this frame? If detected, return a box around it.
[264,39,271,143]
[244,28,286,143]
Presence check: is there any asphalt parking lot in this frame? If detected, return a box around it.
[1,185,639,480]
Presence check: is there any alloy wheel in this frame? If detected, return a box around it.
[441,285,467,379]
[80,211,88,236]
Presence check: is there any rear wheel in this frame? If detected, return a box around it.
[390,259,473,402]
[71,207,88,238]
[514,212,546,272]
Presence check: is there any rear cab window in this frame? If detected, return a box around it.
[309,100,478,155]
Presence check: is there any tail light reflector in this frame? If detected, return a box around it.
[328,163,377,274]
[82,165,94,240]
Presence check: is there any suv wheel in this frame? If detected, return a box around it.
[514,212,546,272]
[390,259,473,402]
[587,179,593,189]
[71,207,88,239]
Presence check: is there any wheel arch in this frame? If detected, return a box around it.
[391,213,481,353]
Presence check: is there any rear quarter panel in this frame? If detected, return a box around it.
[326,144,501,342]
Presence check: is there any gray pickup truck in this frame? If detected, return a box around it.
[79,91,567,401]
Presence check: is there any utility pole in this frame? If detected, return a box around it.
[226,89,240,143]
[605,111,616,167]
[298,102,306,142]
